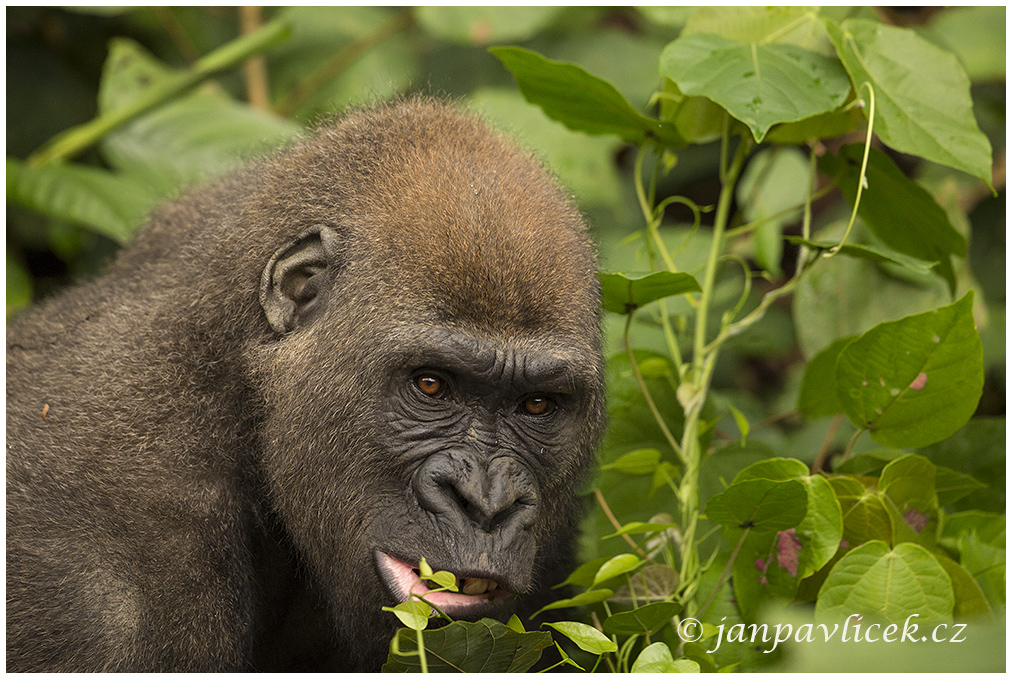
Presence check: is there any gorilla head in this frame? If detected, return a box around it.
[6,98,605,671]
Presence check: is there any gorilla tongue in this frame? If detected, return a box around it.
[377,552,510,610]
[461,577,498,596]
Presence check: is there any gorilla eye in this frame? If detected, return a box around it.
[415,374,448,398]
[521,394,555,417]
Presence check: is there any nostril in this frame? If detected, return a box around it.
[442,482,483,526]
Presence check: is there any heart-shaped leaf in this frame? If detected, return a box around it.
[816,540,954,624]
[835,292,983,448]
[383,618,552,671]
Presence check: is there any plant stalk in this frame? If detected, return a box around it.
[678,124,750,617]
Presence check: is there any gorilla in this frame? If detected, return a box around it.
[6,98,606,671]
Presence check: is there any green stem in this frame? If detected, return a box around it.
[698,527,751,618]
[723,183,833,239]
[275,9,411,117]
[692,129,751,361]
[29,19,292,167]
[675,129,750,618]
[624,312,685,463]
[830,80,876,253]
[839,428,864,465]
[416,628,428,673]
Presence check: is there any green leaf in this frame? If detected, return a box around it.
[103,91,302,194]
[727,403,749,443]
[955,531,1005,611]
[30,20,293,167]
[819,146,966,292]
[705,478,808,532]
[604,521,678,539]
[798,336,854,419]
[659,80,725,144]
[598,271,701,315]
[383,600,431,631]
[879,454,938,546]
[543,621,617,655]
[786,237,934,276]
[682,6,829,51]
[792,238,951,360]
[919,418,1005,513]
[731,457,809,483]
[383,619,552,672]
[600,448,661,475]
[672,659,702,673]
[99,39,302,195]
[923,6,1006,82]
[532,589,613,617]
[765,107,859,144]
[6,157,158,244]
[835,292,984,448]
[6,253,33,318]
[550,641,585,671]
[609,564,680,604]
[933,467,986,507]
[737,147,811,276]
[833,448,903,476]
[732,458,843,578]
[630,642,692,672]
[651,461,679,495]
[491,47,684,147]
[416,6,561,45]
[933,552,993,619]
[815,540,954,624]
[942,511,1005,547]
[593,554,644,587]
[826,19,993,188]
[879,454,937,512]
[830,477,894,546]
[98,37,177,113]
[554,557,610,589]
[602,601,681,636]
[659,33,851,142]
[506,614,525,634]
[427,570,459,592]
[795,475,845,578]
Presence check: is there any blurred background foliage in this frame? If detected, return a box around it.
[6,6,1006,572]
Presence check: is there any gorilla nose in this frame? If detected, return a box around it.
[414,451,539,534]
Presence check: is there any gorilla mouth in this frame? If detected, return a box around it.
[375,551,512,614]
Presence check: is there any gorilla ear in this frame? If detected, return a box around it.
[260,225,342,333]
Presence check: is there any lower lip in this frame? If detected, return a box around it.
[375,551,512,611]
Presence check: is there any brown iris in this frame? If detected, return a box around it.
[416,374,447,398]
[522,394,555,417]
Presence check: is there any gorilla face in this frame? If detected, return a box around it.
[369,326,598,619]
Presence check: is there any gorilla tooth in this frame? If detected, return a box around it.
[461,577,498,595]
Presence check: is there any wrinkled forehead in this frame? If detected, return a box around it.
[377,322,602,396]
